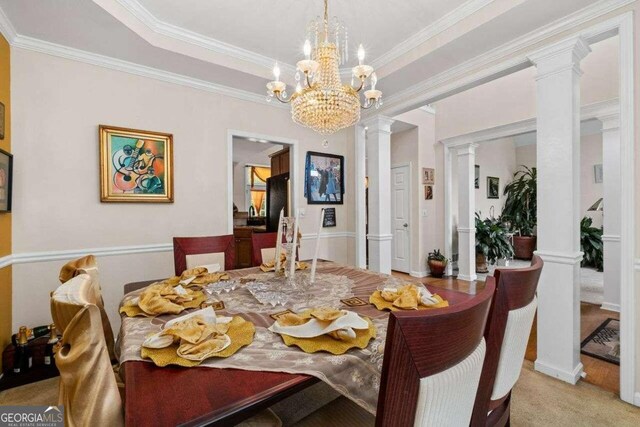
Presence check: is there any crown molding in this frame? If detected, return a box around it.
[0,3,17,43]
[374,0,635,117]
[370,0,496,70]
[98,0,298,77]
[11,34,287,109]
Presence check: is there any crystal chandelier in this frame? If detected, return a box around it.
[266,0,382,135]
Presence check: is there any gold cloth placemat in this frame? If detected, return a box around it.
[259,261,310,272]
[119,291,207,318]
[279,318,376,355]
[369,291,449,311]
[141,316,255,367]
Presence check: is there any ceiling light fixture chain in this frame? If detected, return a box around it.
[265,0,383,134]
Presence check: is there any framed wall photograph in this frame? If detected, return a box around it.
[475,165,480,189]
[422,168,435,185]
[0,148,12,212]
[487,176,500,199]
[425,185,433,200]
[99,125,174,203]
[305,151,344,204]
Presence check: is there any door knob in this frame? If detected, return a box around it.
[403,223,408,227]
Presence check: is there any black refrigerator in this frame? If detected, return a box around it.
[266,173,289,232]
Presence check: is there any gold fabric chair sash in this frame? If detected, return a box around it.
[52,275,124,427]
[59,255,117,362]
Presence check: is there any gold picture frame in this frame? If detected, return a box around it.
[99,125,174,203]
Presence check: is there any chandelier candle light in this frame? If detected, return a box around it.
[266,0,383,134]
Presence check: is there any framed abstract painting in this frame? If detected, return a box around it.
[305,151,344,204]
[0,148,12,212]
[99,125,174,203]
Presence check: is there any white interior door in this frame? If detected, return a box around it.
[391,164,411,273]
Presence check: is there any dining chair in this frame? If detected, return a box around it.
[251,232,279,266]
[58,255,117,363]
[470,255,543,427]
[375,280,496,427]
[51,274,124,427]
[173,234,235,275]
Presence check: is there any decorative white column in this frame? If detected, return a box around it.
[529,37,590,384]
[443,145,454,276]
[363,116,394,274]
[456,143,477,282]
[355,124,367,269]
[600,114,621,312]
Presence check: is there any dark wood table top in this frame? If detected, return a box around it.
[120,270,482,427]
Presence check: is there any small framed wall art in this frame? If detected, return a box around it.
[99,125,174,203]
[487,176,500,199]
[305,151,344,204]
[322,207,336,227]
[422,168,435,185]
[475,165,480,189]
[425,185,433,200]
[0,102,5,140]
[0,148,12,212]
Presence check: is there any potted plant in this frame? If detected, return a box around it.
[580,216,603,271]
[501,166,537,259]
[475,213,514,273]
[427,249,448,278]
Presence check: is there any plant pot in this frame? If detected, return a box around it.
[513,236,537,260]
[428,260,447,278]
[476,253,488,273]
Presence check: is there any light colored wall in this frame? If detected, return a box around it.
[515,133,604,228]
[393,109,440,276]
[0,34,11,370]
[390,127,419,274]
[474,137,517,218]
[435,37,619,141]
[10,48,355,331]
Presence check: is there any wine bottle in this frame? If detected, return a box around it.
[44,324,59,366]
[13,326,32,374]
[10,324,50,346]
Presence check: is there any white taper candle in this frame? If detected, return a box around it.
[289,208,300,278]
[310,208,325,283]
[275,208,284,272]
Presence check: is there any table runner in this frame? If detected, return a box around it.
[118,262,405,414]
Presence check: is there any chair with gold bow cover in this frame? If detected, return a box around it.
[51,274,124,427]
[59,255,117,363]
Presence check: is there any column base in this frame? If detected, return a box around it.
[600,302,621,313]
[535,359,584,385]
[457,274,477,282]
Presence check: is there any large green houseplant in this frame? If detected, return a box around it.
[501,166,537,259]
[475,213,514,273]
[580,216,603,271]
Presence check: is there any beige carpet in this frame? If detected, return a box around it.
[2,362,639,426]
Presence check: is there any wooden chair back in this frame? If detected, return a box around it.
[251,232,278,266]
[173,235,235,275]
[51,274,124,427]
[58,255,117,362]
[471,255,543,427]
[376,281,496,427]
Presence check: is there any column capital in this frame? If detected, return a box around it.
[528,37,591,80]
[361,115,394,134]
[598,114,620,131]
[455,142,478,156]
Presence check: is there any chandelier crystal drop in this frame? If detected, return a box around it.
[266,0,382,135]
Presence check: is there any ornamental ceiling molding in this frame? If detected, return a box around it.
[94,0,497,81]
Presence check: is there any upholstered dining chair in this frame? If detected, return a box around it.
[173,234,236,275]
[51,274,124,427]
[251,232,278,266]
[470,255,543,427]
[375,280,496,427]
[59,255,117,363]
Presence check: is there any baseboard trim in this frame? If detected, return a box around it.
[534,359,584,385]
[457,274,477,282]
[410,270,428,278]
[634,392,640,407]
[600,302,621,313]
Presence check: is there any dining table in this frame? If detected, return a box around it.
[118,261,485,427]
